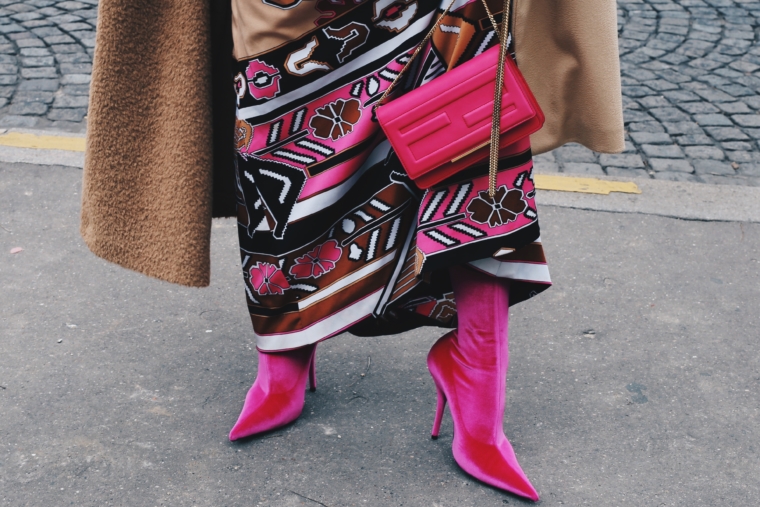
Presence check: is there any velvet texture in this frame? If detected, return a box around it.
[427,266,539,501]
[229,344,316,441]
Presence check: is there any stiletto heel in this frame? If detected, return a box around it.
[431,384,446,439]
[427,266,539,501]
[308,347,317,392]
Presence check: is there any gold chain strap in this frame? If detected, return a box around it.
[374,0,459,109]
[375,0,511,198]
[489,0,510,197]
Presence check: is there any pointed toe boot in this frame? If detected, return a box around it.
[229,344,317,441]
[427,265,539,501]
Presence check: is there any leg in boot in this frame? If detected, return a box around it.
[229,344,316,441]
[427,265,539,501]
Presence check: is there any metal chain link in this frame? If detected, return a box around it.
[489,0,510,197]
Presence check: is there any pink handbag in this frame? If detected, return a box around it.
[375,0,544,194]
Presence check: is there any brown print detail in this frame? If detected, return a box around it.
[285,36,332,76]
[431,14,476,69]
[244,184,413,312]
[250,256,395,335]
[473,0,507,31]
[430,292,456,323]
[235,119,254,152]
[452,0,511,67]
[467,186,527,228]
[323,22,370,63]
[310,98,362,140]
[389,244,420,302]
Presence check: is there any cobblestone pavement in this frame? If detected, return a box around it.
[0,0,759,184]
[540,0,760,186]
[0,0,95,133]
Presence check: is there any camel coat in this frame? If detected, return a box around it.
[81,0,624,287]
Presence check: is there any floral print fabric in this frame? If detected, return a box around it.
[231,0,550,350]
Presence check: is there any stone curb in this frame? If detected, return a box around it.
[535,171,760,224]
[2,128,758,224]
[0,127,84,167]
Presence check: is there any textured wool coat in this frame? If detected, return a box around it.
[81,0,624,288]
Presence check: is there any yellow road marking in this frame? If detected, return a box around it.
[0,132,85,152]
[534,174,641,195]
[0,132,642,196]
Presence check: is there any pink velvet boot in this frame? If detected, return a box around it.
[427,265,539,501]
[229,344,317,441]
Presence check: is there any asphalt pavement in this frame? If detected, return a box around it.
[2,156,759,506]
[2,0,760,504]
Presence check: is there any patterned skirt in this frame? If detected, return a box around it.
[232,0,550,351]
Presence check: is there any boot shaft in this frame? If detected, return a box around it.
[449,265,510,372]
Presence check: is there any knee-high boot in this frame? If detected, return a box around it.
[427,265,539,501]
[229,344,317,441]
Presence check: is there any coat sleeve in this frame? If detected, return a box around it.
[81,0,233,287]
[514,0,625,155]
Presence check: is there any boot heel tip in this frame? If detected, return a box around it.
[309,387,316,392]
[431,435,438,440]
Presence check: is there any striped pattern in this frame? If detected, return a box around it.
[232,0,550,351]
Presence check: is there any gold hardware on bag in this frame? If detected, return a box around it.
[375,0,511,198]
[489,0,510,198]
[451,140,491,163]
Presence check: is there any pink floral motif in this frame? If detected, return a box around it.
[249,262,290,296]
[289,240,343,279]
